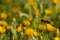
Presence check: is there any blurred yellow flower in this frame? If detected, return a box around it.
[25,28,34,37]
[54,37,60,40]
[12,6,20,13]
[54,28,59,36]
[34,9,39,16]
[0,21,8,26]
[47,24,55,32]
[45,9,53,15]
[3,21,8,26]
[6,25,11,30]
[1,12,8,19]
[0,26,6,34]
[17,25,23,33]
[0,21,3,24]
[27,17,32,22]
[38,25,46,31]
[33,31,39,38]
[1,28,6,34]
[0,26,3,33]
[53,0,59,4]
[23,20,30,26]
[28,0,37,8]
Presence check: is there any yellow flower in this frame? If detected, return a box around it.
[0,26,6,34]
[3,21,8,26]
[54,28,59,36]
[47,24,55,32]
[38,25,46,31]
[45,9,53,15]
[28,0,33,4]
[1,12,8,19]
[6,25,11,30]
[12,6,20,13]
[54,37,60,40]
[53,0,59,4]
[25,28,34,37]
[23,20,30,26]
[33,31,39,38]
[27,17,32,22]
[31,2,37,8]
[17,26,23,33]
[28,0,37,8]
[34,9,39,16]
[0,26,3,33]
[0,21,3,25]
[1,28,6,34]
[0,21,8,26]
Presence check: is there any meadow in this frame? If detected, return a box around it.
[0,0,60,40]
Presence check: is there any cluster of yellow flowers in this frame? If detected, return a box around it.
[0,0,60,40]
[0,21,10,34]
[25,28,39,38]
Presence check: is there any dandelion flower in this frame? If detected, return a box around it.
[1,12,8,19]
[33,31,39,38]
[25,28,34,37]
[54,37,60,40]
[38,25,46,31]
[23,20,30,26]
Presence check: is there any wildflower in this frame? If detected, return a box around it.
[47,24,55,32]
[1,28,6,34]
[1,12,8,19]
[31,2,37,8]
[0,26,3,33]
[33,31,39,38]
[53,0,59,4]
[34,9,39,16]
[17,25,23,33]
[27,17,32,22]
[12,6,20,13]
[6,25,11,30]
[23,20,30,26]
[45,9,53,15]
[54,28,59,36]
[0,21,8,26]
[0,21,3,25]
[28,0,37,8]
[25,28,34,37]
[2,21,8,26]
[38,25,46,31]
[54,37,60,40]
[0,26,6,34]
